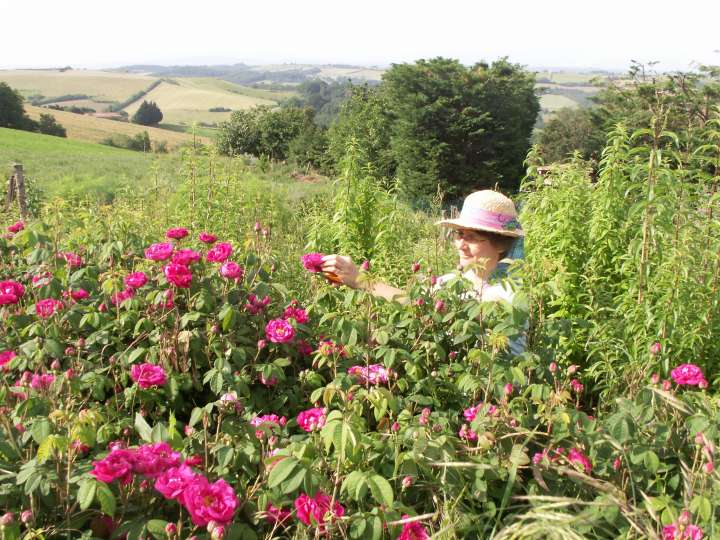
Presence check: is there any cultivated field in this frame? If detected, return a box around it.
[0,69,155,102]
[539,93,582,111]
[23,104,209,149]
[122,79,280,124]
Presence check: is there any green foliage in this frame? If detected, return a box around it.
[131,100,164,126]
[382,57,540,202]
[282,79,353,127]
[37,113,67,137]
[0,82,29,129]
[537,107,603,162]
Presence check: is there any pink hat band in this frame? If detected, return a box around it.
[460,206,522,233]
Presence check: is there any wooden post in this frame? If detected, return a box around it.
[5,163,29,219]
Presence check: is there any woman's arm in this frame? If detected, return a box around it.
[321,255,407,303]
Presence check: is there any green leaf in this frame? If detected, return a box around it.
[77,478,97,511]
[146,519,170,540]
[31,418,51,444]
[690,495,712,521]
[367,474,393,508]
[189,407,204,428]
[36,435,56,463]
[135,413,153,442]
[268,457,299,488]
[97,482,116,516]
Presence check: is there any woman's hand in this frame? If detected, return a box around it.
[321,255,361,288]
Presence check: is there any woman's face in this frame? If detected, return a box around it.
[452,228,503,272]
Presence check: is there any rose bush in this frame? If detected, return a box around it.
[0,216,717,540]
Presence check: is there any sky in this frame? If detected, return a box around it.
[1,0,718,72]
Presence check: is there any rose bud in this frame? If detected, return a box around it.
[411,262,421,273]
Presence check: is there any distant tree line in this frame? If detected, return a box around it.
[217,57,540,202]
[0,82,67,138]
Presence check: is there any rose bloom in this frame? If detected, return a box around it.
[124,271,148,289]
[283,305,309,324]
[130,363,167,389]
[219,261,244,280]
[133,442,182,478]
[397,515,430,540]
[265,503,291,524]
[166,227,189,240]
[90,449,136,485]
[567,448,592,473]
[301,252,325,272]
[0,280,25,305]
[199,231,217,244]
[206,242,232,263]
[145,242,174,261]
[670,364,707,387]
[0,350,17,370]
[294,491,344,532]
[347,364,393,385]
[62,252,83,268]
[181,476,239,527]
[35,298,63,318]
[155,464,199,500]
[32,272,52,288]
[30,373,55,390]
[570,379,584,393]
[296,407,326,432]
[172,249,202,266]
[69,288,90,301]
[110,287,135,306]
[164,263,193,288]
[265,319,295,343]
[250,414,287,428]
[245,294,270,315]
[663,523,704,540]
[8,221,24,233]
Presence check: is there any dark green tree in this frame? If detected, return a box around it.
[0,82,31,129]
[538,107,602,162]
[131,101,163,126]
[327,85,395,179]
[37,113,67,137]
[382,57,540,202]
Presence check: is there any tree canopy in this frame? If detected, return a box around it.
[0,82,30,129]
[131,101,163,126]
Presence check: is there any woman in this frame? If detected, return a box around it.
[321,190,523,304]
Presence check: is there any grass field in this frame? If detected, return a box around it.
[0,69,156,102]
[24,105,210,149]
[122,80,278,124]
[0,127,185,202]
[539,93,581,111]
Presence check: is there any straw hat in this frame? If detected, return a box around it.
[436,190,523,238]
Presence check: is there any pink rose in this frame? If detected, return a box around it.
[166,227,189,240]
[301,253,325,272]
[199,232,217,244]
[650,342,662,355]
[294,491,344,531]
[250,414,286,429]
[62,252,83,268]
[663,523,704,540]
[670,364,707,387]
[32,272,52,288]
[397,515,430,540]
[110,287,135,306]
[30,373,55,390]
[172,249,201,266]
[91,449,136,485]
[567,448,592,473]
[0,350,16,370]
[265,503,291,524]
[124,272,148,289]
[219,261,244,280]
[347,364,393,385]
[164,263,192,288]
[133,442,182,478]
[145,242,174,261]
[181,476,238,527]
[130,363,167,389]
[283,305,309,324]
[265,319,295,343]
[296,407,326,432]
[206,242,232,263]
[35,298,63,318]
[69,288,90,301]
[7,221,24,233]
[570,379,584,393]
[0,280,25,305]
[245,294,270,315]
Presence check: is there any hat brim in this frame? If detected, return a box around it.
[435,218,524,238]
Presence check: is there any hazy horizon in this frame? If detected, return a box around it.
[2,0,718,73]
